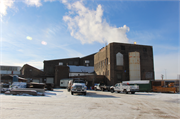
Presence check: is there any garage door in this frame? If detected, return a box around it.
[33,79,39,83]
[46,78,54,84]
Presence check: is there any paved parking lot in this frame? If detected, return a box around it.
[0,89,180,119]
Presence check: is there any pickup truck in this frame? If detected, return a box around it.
[94,83,110,91]
[68,78,87,95]
[110,83,139,94]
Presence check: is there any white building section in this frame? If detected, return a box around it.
[0,65,21,75]
[69,72,94,77]
[68,65,94,77]
[129,52,141,81]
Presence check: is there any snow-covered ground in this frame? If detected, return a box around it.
[0,89,180,119]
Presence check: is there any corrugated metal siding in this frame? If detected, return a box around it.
[129,52,141,81]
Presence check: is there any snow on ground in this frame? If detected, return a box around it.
[0,89,180,119]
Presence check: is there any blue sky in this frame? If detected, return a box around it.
[0,0,179,79]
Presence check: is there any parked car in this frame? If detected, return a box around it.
[110,83,139,94]
[68,78,87,95]
[94,83,111,91]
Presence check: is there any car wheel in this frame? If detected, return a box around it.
[111,89,114,93]
[71,92,73,95]
[84,92,86,95]
[131,92,135,94]
[124,89,128,94]
[94,88,97,91]
[101,88,104,91]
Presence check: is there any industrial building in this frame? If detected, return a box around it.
[17,42,154,87]
[42,53,95,87]
[20,64,45,83]
[94,42,155,85]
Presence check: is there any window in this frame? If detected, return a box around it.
[117,73,122,82]
[85,60,89,63]
[107,70,109,76]
[59,62,63,65]
[116,52,123,66]
[68,61,73,65]
[74,61,78,65]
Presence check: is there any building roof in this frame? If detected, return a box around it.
[68,65,94,73]
[21,64,43,72]
[44,53,96,62]
[109,42,153,47]
[44,57,80,62]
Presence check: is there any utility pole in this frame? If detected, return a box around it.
[161,74,164,80]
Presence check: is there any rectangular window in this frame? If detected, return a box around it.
[68,61,73,65]
[117,73,122,82]
[59,62,63,65]
[74,61,78,65]
[85,60,89,63]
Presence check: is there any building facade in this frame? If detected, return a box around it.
[0,65,21,76]
[94,42,154,85]
[43,53,95,87]
[20,64,45,83]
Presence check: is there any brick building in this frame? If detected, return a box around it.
[20,64,45,83]
[43,53,95,87]
[94,42,154,85]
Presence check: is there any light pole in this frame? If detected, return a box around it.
[161,74,164,80]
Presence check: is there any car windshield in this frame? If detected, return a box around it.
[74,80,85,83]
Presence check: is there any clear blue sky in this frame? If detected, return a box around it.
[0,0,179,79]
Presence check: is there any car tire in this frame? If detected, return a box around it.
[71,92,73,95]
[94,88,97,91]
[111,89,114,93]
[131,92,135,94]
[84,92,86,95]
[124,89,128,94]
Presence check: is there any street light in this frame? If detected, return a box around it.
[161,74,164,80]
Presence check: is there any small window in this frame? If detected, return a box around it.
[74,61,78,65]
[117,73,122,82]
[69,61,73,65]
[107,70,109,76]
[85,60,89,63]
[116,52,123,66]
[59,62,63,65]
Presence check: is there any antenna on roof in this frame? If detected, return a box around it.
[105,41,107,47]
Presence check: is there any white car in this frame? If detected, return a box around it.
[110,83,139,94]
[71,80,87,95]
